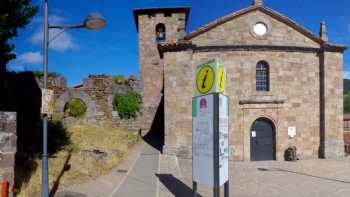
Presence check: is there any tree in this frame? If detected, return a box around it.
[0,0,38,106]
[344,94,350,113]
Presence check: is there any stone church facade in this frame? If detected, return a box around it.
[134,0,347,161]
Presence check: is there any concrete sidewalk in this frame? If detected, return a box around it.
[111,142,160,197]
[56,141,146,197]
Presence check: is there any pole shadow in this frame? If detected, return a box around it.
[156,174,202,197]
[49,149,72,197]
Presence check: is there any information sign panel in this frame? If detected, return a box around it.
[219,94,229,185]
[41,89,54,115]
[192,94,214,186]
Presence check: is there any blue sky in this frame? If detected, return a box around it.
[8,0,350,86]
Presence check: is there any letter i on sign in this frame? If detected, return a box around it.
[196,66,214,94]
[218,67,226,93]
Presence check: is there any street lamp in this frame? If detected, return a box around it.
[42,1,105,197]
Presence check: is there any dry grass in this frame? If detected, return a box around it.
[16,121,139,197]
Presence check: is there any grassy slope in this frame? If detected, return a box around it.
[16,121,139,197]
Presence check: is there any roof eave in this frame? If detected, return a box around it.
[324,43,348,53]
[157,40,195,58]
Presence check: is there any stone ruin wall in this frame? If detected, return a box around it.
[36,74,144,130]
[0,73,142,195]
[0,112,16,196]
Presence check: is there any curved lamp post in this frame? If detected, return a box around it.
[42,1,105,197]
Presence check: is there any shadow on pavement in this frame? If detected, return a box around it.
[142,129,164,154]
[258,167,350,184]
[156,174,202,197]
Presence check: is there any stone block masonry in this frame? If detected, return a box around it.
[135,7,189,131]
[156,4,347,160]
[0,111,16,196]
[38,74,144,130]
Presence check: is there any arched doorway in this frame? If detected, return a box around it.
[250,118,276,161]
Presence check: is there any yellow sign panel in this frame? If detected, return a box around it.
[196,66,214,94]
[218,67,226,93]
[194,59,226,96]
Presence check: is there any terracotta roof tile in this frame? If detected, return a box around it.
[157,40,195,57]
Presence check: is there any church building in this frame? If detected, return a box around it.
[133,0,346,161]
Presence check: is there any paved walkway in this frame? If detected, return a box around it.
[56,131,161,197]
[57,141,350,197]
[111,142,160,197]
[158,155,350,197]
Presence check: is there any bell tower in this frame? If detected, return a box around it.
[134,7,190,131]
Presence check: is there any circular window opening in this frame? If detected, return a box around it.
[253,22,268,36]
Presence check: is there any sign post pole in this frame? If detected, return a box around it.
[224,180,229,197]
[193,181,198,197]
[192,59,229,197]
[213,93,220,197]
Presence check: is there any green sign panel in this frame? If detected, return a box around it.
[195,58,226,96]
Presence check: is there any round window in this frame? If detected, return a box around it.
[253,22,268,36]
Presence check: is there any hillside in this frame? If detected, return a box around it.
[345,79,350,95]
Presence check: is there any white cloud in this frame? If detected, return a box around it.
[344,71,350,79]
[18,51,42,64]
[7,51,43,71]
[30,15,77,52]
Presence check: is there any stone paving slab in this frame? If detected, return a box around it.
[158,156,350,197]
[111,142,160,197]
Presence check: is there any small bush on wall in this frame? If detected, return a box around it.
[65,98,87,118]
[32,70,58,78]
[112,75,127,84]
[113,90,142,119]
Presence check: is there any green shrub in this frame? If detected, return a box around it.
[65,98,87,118]
[113,90,142,119]
[32,70,57,78]
[112,75,127,84]
[344,94,350,113]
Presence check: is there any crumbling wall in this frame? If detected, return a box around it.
[43,74,143,129]
[0,112,16,196]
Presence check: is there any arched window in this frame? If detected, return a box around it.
[256,61,269,91]
[156,23,166,43]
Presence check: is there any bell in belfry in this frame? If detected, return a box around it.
[158,31,164,39]
[156,24,166,42]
